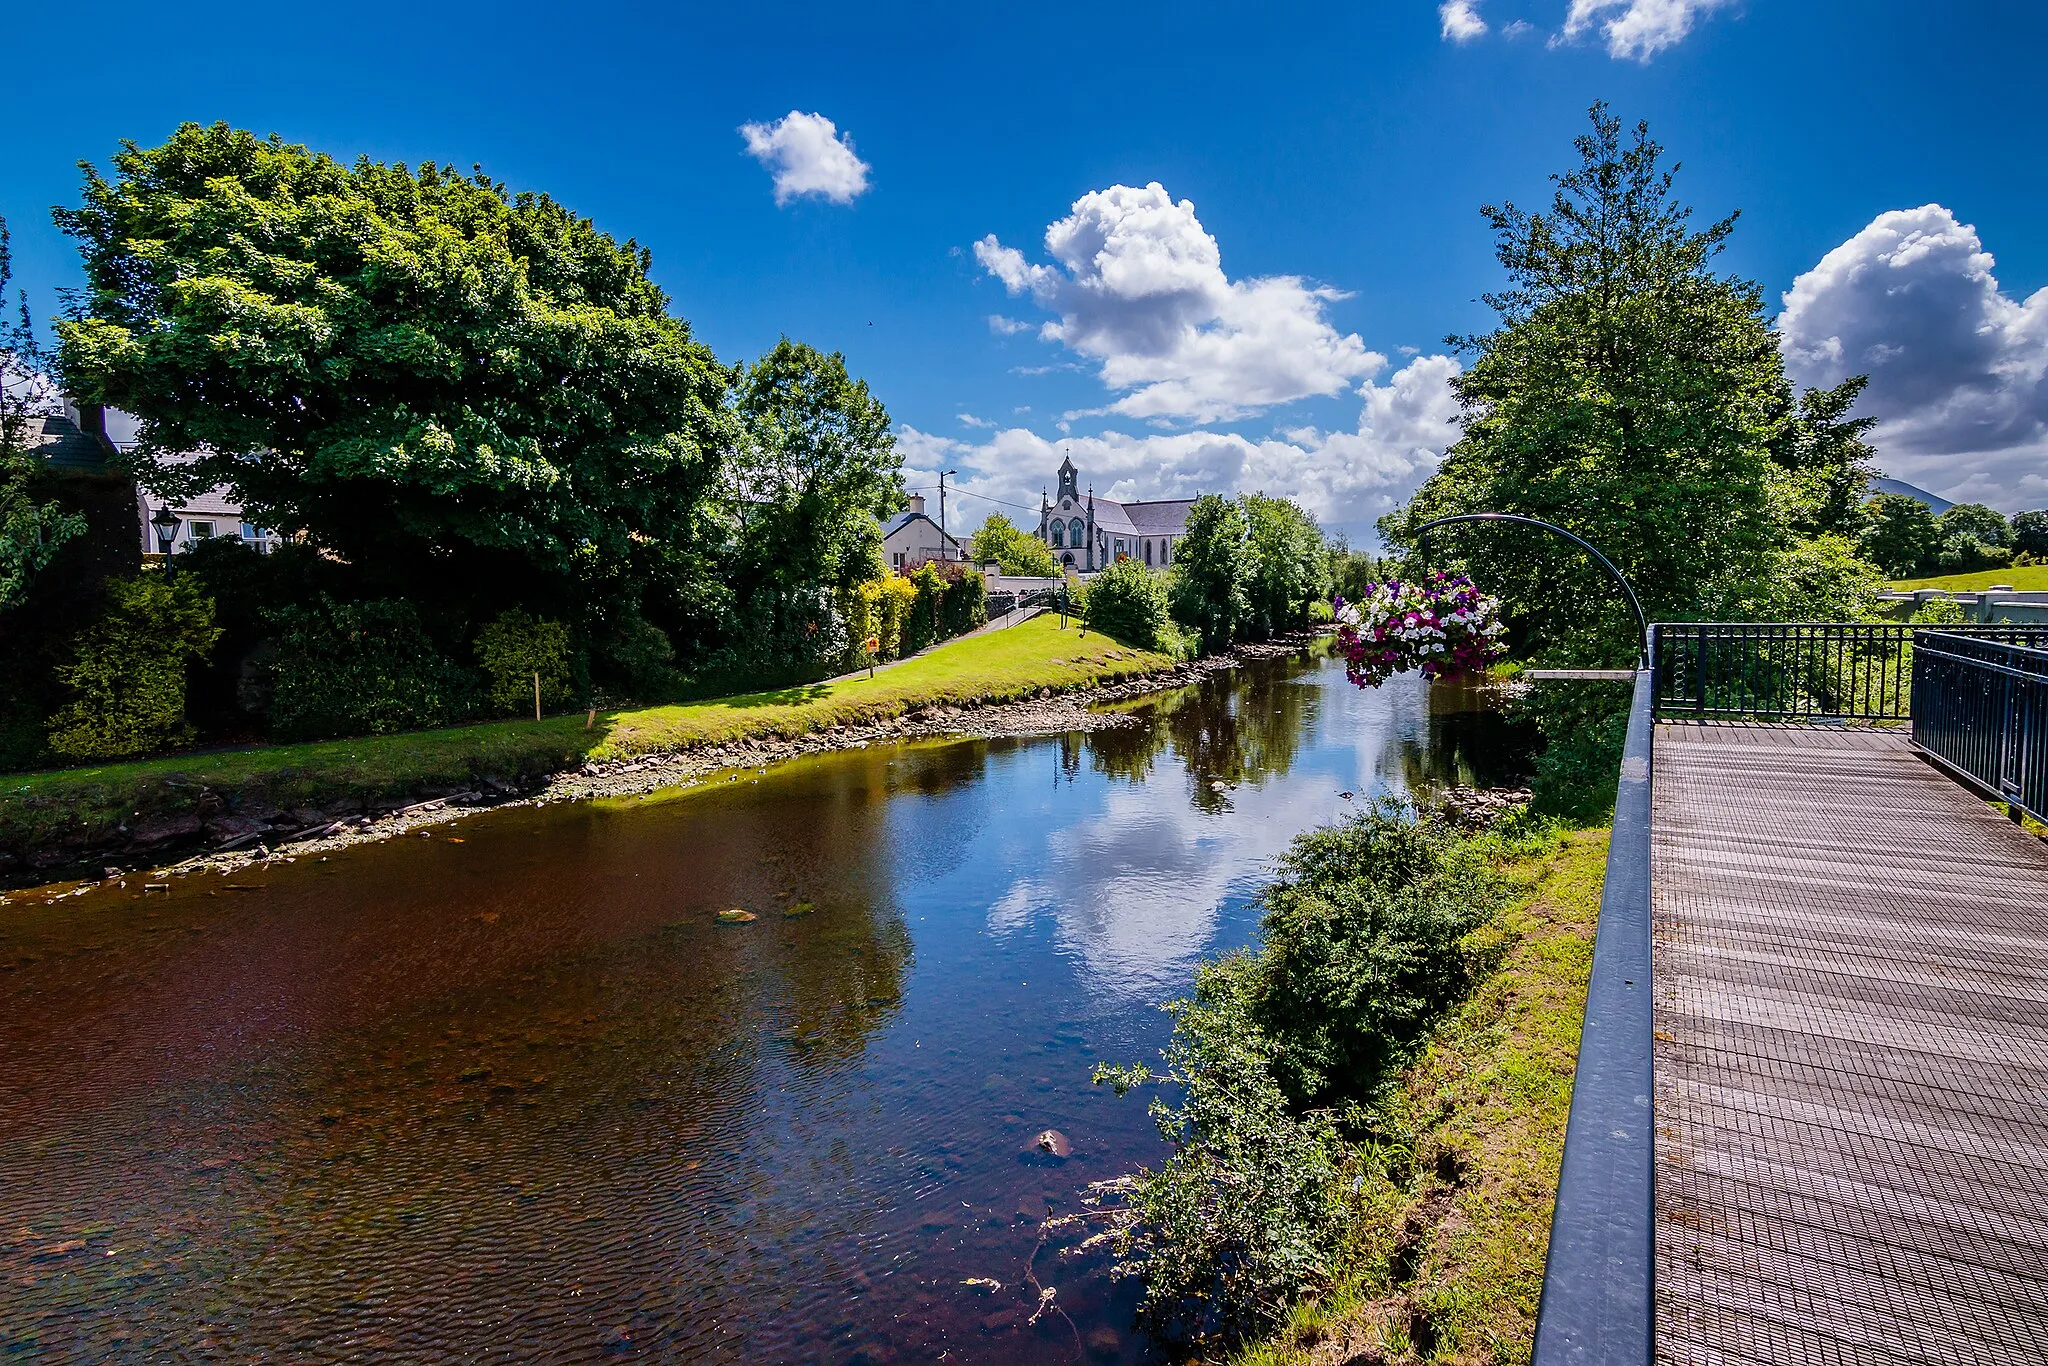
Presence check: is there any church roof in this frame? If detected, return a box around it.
[1122,498,1197,534]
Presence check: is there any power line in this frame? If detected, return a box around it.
[903,484,1043,515]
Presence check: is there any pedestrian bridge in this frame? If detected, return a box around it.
[1533,624,2048,1365]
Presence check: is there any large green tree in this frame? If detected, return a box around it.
[969,512,1057,576]
[1858,493,1941,579]
[53,123,730,620]
[1386,106,1802,663]
[1241,494,1327,639]
[721,338,902,669]
[1,215,86,614]
[1168,494,1251,653]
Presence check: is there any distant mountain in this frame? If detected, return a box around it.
[1869,476,1955,516]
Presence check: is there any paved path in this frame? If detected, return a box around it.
[1652,724,2048,1364]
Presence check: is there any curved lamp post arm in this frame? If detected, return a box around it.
[1407,512,1650,669]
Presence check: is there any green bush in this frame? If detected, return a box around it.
[266,597,479,740]
[1097,959,1346,1344]
[1246,800,1512,1109]
[1082,558,1175,652]
[938,564,987,638]
[474,609,574,715]
[1093,803,1525,1345]
[46,572,221,760]
[1168,494,1251,652]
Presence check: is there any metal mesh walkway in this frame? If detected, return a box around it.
[1652,724,2048,1365]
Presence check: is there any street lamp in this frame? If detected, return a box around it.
[150,505,182,561]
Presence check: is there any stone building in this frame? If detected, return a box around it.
[1034,456,1195,573]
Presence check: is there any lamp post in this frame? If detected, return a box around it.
[1407,511,1650,669]
[938,469,958,559]
[150,505,182,566]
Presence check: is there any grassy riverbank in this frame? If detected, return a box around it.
[0,615,1172,872]
[1238,829,1608,1366]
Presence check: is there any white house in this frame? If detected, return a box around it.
[882,493,962,572]
[1034,456,1196,573]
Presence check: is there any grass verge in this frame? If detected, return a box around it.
[1,615,1172,868]
[1889,565,2048,592]
[1236,828,1609,1366]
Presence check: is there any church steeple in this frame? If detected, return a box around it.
[1056,455,1079,504]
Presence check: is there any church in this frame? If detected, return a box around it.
[1035,456,1197,573]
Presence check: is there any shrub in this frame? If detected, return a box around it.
[266,597,479,740]
[873,575,917,659]
[1091,803,1519,1346]
[474,609,574,715]
[1082,558,1174,652]
[46,571,221,760]
[937,563,987,638]
[1096,960,1346,1344]
[1246,799,1512,1109]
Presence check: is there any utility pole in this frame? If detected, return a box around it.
[939,469,957,559]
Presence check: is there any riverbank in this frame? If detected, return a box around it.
[1236,828,1608,1366]
[1,615,1317,888]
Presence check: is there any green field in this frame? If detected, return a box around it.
[1,615,1173,866]
[1890,565,2048,592]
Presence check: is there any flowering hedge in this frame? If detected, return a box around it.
[1334,573,1507,687]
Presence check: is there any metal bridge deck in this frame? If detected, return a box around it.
[1652,724,2048,1364]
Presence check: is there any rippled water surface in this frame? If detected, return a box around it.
[0,652,1529,1362]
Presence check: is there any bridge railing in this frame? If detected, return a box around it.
[1651,622,2048,722]
[1532,666,1656,1364]
[1912,632,2048,826]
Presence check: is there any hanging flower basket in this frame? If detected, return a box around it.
[1334,573,1508,688]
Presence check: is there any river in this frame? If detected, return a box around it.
[0,650,1530,1363]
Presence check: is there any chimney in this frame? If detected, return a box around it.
[907,493,926,514]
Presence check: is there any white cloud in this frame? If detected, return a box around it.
[899,353,1463,534]
[738,111,871,206]
[1440,1,1488,42]
[974,183,1380,424]
[1779,204,2048,510]
[1560,0,1733,60]
[1502,18,1535,38]
[986,314,1033,336]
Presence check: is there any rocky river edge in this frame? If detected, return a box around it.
[6,637,1322,897]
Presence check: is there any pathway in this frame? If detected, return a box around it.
[1652,724,2048,1363]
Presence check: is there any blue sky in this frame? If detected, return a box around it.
[6,1,2045,538]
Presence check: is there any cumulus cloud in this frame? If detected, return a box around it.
[1779,204,2048,509]
[1440,1,1488,42]
[1560,0,1733,60]
[899,353,1464,534]
[738,111,871,206]
[974,183,1380,424]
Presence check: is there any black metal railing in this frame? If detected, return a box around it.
[1532,668,1655,1364]
[1912,633,2048,826]
[1652,622,2048,722]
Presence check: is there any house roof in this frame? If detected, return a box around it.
[883,509,962,548]
[22,412,114,473]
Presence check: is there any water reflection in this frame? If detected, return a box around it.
[0,653,1529,1362]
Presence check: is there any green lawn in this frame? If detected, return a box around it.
[1890,565,2048,592]
[2,615,1172,865]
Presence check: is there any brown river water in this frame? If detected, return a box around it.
[0,652,1529,1363]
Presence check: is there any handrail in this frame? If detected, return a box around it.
[1911,632,2048,827]
[1532,662,1656,1363]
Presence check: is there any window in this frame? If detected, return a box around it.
[1050,522,1063,548]
[893,551,905,569]
[1068,517,1085,546]
[1162,539,1171,565]
[1114,538,1125,557]
[188,521,215,541]
[1144,540,1153,566]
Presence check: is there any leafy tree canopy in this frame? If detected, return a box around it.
[1241,494,1328,640]
[721,338,901,659]
[54,123,731,612]
[1,215,86,613]
[1384,105,1861,662]
[1858,492,1940,579]
[2013,509,2048,559]
[969,512,1057,576]
[1167,494,1251,653]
